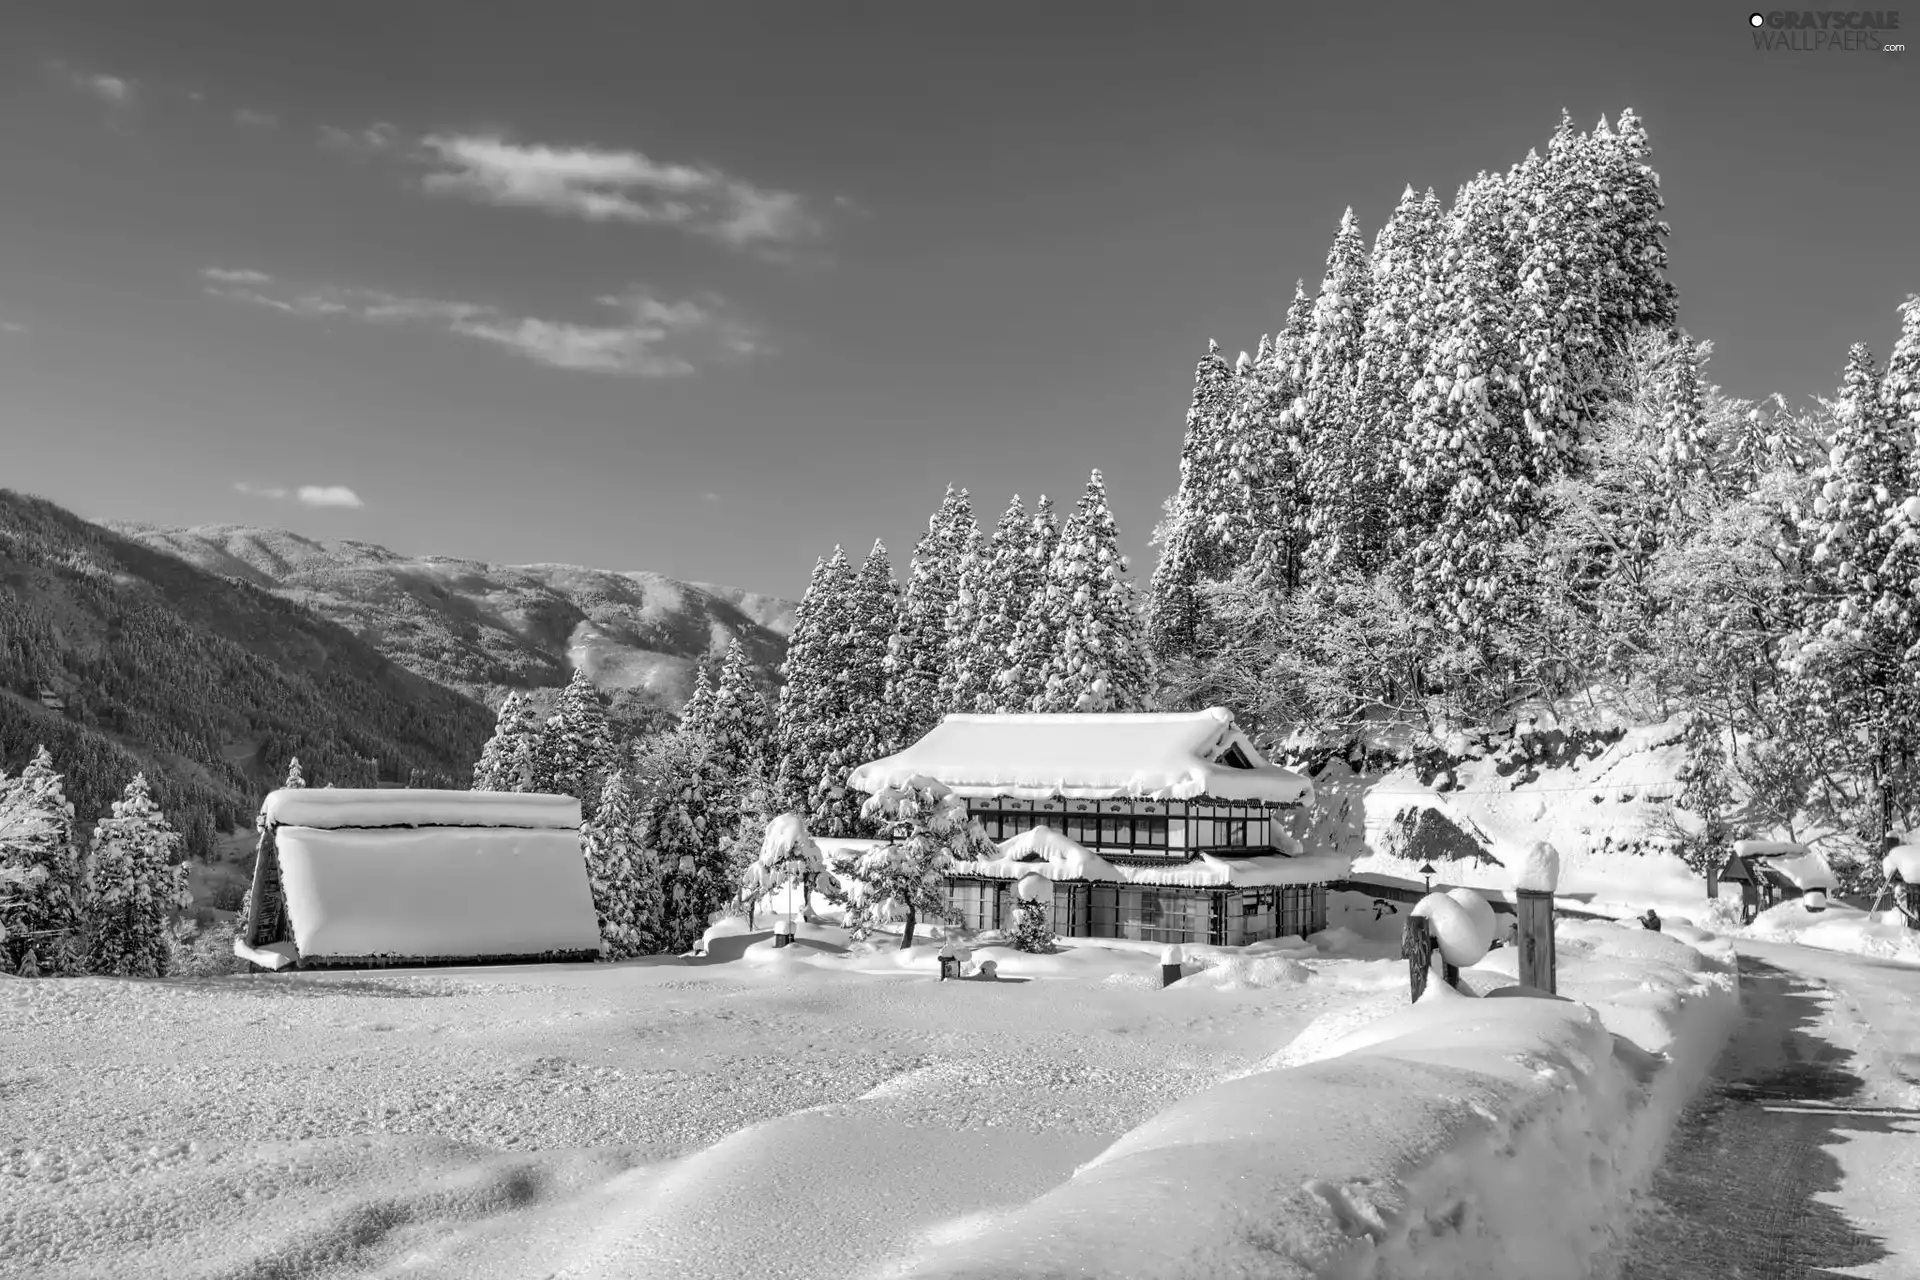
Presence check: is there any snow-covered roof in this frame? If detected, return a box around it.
[261,788,582,831]
[949,825,1348,888]
[270,826,602,963]
[1731,839,1809,858]
[845,707,1314,805]
[1755,849,1836,892]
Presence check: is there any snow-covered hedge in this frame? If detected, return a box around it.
[894,921,1736,1280]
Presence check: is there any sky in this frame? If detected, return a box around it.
[2,1,1915,600]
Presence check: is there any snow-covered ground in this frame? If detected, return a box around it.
[0,916,1405,1280]
[1733,896,1920,966]
[0,900,1740,1280]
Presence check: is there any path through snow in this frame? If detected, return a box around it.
[1616,940,1920,1279]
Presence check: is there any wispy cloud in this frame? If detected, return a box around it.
[200,268,761,377]
[234,107,278,129]
[50,61,136,106]
[234,480,365,508]
[412,133,821,251]
[319,122,399,155]
[0,321,27,335]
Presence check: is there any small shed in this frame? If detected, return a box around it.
[234,788,603,971]
[1716,839,1836,924]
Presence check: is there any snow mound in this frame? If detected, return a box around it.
[1412,891,1492,968]
[1513,841,1562,893]
[1884,844,1920,885]
[1186,954,1313,990]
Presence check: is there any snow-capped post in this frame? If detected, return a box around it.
[1512,841,1560,995]
[1405,890,1493,1001]
[1884,844,1920,929]
[937,938,959,980]
[773,916,794,949]
[1160,943,1184,988]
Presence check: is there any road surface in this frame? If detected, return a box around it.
[1616,939,1920,1279]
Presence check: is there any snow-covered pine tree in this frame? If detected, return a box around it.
[537,668,615,815]
[1364,187,1449,556]
[941,496,1013,714]
[1242,281,1319,595]
[996,495,1067,710]
[839,777,982,948]
[471,691,538,792]
[1586,111,1680,372]
[1031,470,1153,712]
[0,746,83,974]
[1402,171,1535,639]
[1147,341,1239,663]
[709,638,773,783]
[1790,344,1918,871]
[1886,295,1920,482]
[679,663,718,740]
[581,771,663,958]
[282,757,307,789]
[1011,895,1055,953]
[83,773,190,978]
[774,548,855,826]
[639,729,731,954]
[887,486,977,743]
[739,811,830,922]
[1297,208,1381,578]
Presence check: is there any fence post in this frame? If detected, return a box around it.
[1402,915,1437,1002]
[1514,888,1557,995]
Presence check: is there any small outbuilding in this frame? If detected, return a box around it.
[234,788,603,971]
[1714,838,1836,924]
[846,707,1345,945]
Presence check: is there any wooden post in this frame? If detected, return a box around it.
[1903,882,1920,932]
[1514,887,1556,995]
[1705,861,1718,900]
[1401,916,1455,1001]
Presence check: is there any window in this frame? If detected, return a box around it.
[965,803,1172,853]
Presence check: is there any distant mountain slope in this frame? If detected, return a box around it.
[0,491,496,845]
[103,523,796,712]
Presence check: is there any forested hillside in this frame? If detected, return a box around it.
[0,491,495,849]
[105,523,794,716]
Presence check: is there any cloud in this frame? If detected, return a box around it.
[0,321,25,335]
[234,481,365,508]
[234,108,278,129]
[319,122,399,154]
[297,485,364,508]
[202,267,275,285]
[202,268,760,377]
[413,133,821,250]
[51,62,136,105]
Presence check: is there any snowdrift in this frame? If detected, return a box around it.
[895,922,1736,1280]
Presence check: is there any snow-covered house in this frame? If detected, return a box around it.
[1717,839,1836,923]
[846,708,1345,945]
[234,788,603,971]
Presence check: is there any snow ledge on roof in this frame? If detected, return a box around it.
[261,788,583,831]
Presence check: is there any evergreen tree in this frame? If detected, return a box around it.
[1790,344,1918,869]
[813,540,901,833]
[679,664,718,739]
[837,778,981,948]
[1031,471,1153,712]
[1886,295,1920,479]
[1365,187,1449,555]
[536,669,614,814]
[281,756,307,789]
[709,638,773,782]
[1402,171,1535,639]
[996,495,1064,710]
[739,812,830,922]
[639,729,730,953]
[1011,894,1055,953]
[581,771,663,958]
[0,747,83,973]
[1147,341,1239,662]
[471,691,538,792]
[83,773,189,978]
[1297,208,1381,578]
[1243,281,1318,595]
[774,549,855,827]
[887,486,977,742]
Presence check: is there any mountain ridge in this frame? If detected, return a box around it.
[103,522,797,714]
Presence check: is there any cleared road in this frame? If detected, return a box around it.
[1616,939,1920,1279]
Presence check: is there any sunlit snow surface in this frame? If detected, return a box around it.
[1,902,1737,1280]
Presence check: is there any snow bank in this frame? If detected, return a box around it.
[260,788,582,830]
[1740,898,1920,964]
[273,826,603,962]
[894,921,1736,1280]
[846,707,1314,805]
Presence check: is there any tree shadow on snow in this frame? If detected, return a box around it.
[1616,956,1915,1279]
